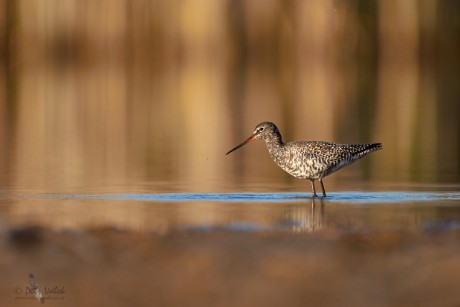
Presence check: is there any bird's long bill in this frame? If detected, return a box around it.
[226,134,257,155]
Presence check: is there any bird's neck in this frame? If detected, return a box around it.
[263,133,284,153]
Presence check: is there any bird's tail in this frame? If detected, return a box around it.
[355,143,383,157]
[367,143,383,152]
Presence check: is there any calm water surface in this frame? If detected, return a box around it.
[2,181,460,234]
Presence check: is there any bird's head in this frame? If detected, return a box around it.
[226,121,280,155]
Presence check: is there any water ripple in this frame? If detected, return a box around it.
[34,191,460,204]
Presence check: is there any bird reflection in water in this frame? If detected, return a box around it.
[284,198,325,233]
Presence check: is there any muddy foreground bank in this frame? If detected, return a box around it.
[2,226,459,306]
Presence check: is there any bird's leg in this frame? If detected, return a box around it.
[310,180,317,197]
[319,179,327,197]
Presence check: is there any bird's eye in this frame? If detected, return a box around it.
[257,127,265,132]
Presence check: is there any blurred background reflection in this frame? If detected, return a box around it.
[0,0,459,193]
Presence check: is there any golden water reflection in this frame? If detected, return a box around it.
[3,193,459,234]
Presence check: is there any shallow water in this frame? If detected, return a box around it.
[2,188,460,234]
[34,190,460,203]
